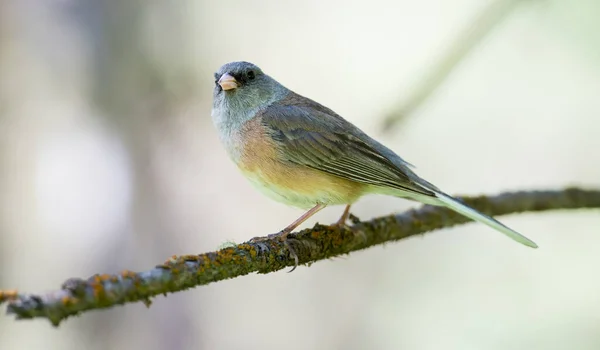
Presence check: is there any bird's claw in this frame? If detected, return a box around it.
[249,231,299,272]
[283,239,299,273]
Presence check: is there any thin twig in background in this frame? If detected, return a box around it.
[382,0,533,130]
[1,187,599,326]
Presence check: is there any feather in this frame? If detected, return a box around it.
[435,193,538,248]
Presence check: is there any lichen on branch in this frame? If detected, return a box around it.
[1,188,599,326]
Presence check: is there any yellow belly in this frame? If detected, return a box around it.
[240,163,365,209]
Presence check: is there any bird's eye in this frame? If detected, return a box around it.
[247,70,255,80]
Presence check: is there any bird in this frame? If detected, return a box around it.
[211,61,537,267]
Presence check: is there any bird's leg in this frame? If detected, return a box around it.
[332,204,352,228]
[327,204,366,242]
[324,204,352,231]
[251,203,326,272]
[269,203,327,240]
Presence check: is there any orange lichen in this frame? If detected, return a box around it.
[61,296,73,306]
[90,281,106,300]
[218,247,249,265]
[181,255,200,262]
[215,249,233,264]
[196,256,211,274]
[238,244,258,259]
[331,232,345,247]
[249,248,257,259]
[121,270,137,279]
[0,289,18,301]
[311,230,323,239]
[92,274,112,283]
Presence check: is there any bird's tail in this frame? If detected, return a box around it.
[434,192,538,248]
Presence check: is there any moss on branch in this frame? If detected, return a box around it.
[1,188,599,326]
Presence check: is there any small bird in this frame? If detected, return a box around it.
[211,61,537,264]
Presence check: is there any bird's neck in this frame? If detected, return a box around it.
[212,87,288,133]
[212,89,289,161]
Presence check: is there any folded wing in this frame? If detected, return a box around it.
[260,99,434,197]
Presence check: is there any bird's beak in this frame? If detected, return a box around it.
[218,73,238,91]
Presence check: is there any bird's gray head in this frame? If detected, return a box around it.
[212,61,288,130]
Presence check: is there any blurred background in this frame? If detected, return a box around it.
[1,0,599,349]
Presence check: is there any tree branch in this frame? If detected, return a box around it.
[1,188,599,326]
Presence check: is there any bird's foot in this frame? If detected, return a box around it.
[250,230,299,273]
[326,213,367,242]
[249,230,289,242]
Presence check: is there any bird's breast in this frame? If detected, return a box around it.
[212,108,245,162]
[235,117,365,208]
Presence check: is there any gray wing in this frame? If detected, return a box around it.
[260,100,435,197]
